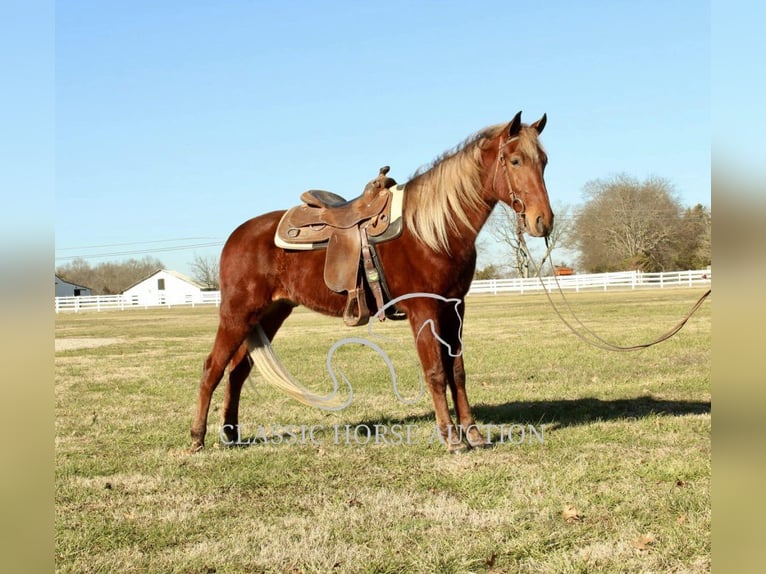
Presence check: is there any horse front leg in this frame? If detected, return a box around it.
[409,307,467,453]
[450,353,490,448]
[442,303,490,448]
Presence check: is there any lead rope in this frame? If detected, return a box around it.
[514,215,711,352]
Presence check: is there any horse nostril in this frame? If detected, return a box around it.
[536,215,546,235]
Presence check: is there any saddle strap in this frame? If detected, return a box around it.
[367,242,407,321]
[360,228,386,321]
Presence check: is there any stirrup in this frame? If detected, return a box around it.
[343,286,370,327]
[384,307,408,321]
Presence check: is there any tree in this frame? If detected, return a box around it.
[488,204,528,277]
[189,253,220,290]
[571,174,684,272]
[474,264,502,280]
[488,202,573,277]
[674,204,711,270]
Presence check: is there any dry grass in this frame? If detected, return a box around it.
[55,289,710,573]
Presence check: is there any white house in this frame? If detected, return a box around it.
[121,269,205,307]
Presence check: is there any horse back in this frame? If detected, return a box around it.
[219,210,350,317]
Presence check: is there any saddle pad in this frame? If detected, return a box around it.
[274,184,405,250]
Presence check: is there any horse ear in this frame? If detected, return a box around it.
[507,111,523,138]
[531,113,547,135]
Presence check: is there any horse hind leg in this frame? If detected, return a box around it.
[219,344,252,445]
[219,300,297,445]
[190,318,250,452]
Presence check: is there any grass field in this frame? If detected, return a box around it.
[55,289,711,573]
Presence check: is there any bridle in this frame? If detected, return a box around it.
[492,133,710,352]
[493,135,526,218]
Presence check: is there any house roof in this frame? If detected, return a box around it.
[55,274,92,290]
[120,268,205,293]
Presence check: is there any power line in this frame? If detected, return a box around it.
[55,237,220,251]
[54,241,224,262]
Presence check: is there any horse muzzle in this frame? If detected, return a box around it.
[524,211,554,238]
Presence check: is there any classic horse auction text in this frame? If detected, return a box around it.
[220,423,546,447]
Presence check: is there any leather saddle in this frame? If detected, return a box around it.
[275,166,405,326]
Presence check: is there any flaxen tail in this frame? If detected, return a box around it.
[246,324,350,411]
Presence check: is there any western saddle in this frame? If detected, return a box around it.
[275,166,405,326]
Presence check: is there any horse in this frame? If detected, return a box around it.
[190,111,553,453]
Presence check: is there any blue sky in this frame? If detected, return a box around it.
[52,0,711,275]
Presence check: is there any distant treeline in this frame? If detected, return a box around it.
[56,256,165,295]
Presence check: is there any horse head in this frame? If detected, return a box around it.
[492,111,554,238]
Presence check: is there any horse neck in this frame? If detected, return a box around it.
[404,151,500,257]
[456,193,497,245]
[450,153,501,244]
[435,176,499,258]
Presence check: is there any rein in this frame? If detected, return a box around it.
[513,205,711,353]
[492,131,710,350]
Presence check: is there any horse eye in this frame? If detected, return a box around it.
[510,157,521,166]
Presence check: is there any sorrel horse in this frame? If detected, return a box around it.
[190,111,553,453]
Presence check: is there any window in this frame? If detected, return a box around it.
[158,278,165,290]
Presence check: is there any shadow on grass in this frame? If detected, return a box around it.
[349,396,710,432]
[223,396,710,447]
[472,396,710,430]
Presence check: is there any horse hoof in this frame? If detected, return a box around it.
[189,442,204,454]
[470,441,494,450]
[448,443,472,455]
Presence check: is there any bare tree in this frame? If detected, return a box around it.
[189,253,220,290]
[488,204,528,276]
[694,209,712,266]
[572,174,684,272]
[488,202,572,277]
[675,204,712,270]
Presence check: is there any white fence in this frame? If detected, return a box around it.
[466,268,711,296]
[54,268,711,313]
[55,290,222,313]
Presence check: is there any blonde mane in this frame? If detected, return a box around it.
[404,123,543,253]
